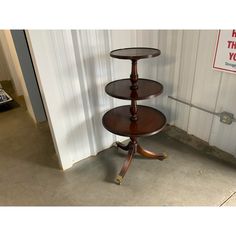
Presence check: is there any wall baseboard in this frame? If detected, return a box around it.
[164,125,236,166]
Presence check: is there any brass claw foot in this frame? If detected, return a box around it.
[115,175,123,185]
[157,152,168,160]
[163,152,168,159]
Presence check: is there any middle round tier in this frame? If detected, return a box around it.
[102,105,166,137]
[105,79,163,100]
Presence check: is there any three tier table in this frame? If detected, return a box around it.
[102,47,167,184]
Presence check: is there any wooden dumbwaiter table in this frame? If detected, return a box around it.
[102,47,167,184]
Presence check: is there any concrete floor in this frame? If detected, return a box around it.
[1,84,236,206]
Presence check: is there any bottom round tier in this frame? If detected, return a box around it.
[102,105,166,137]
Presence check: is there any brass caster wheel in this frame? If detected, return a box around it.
[163,152,168,159]
[115,175,123,185]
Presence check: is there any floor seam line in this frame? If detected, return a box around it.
[219,191,236,207]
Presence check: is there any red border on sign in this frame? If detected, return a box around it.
[213,30,236,73]
[213,30,221,69]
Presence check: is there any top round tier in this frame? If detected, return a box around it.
[110,47,161,60]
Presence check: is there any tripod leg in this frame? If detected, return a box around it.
[115,143,135,185]
[137,144,167,160]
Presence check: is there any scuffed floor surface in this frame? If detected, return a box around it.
[0,100,236,206]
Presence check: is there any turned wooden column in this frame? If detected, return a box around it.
[130,59,138,121]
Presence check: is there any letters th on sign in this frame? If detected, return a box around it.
[213,30,236,74]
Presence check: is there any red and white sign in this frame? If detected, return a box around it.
[213,30,236,74]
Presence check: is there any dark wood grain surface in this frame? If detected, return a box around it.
[102,105,166,137]
[110,47,161,60]
[105,78,163,100]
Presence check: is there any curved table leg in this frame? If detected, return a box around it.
[116,141,130,151]
[137,144,167,160]
[115,143,135,185]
